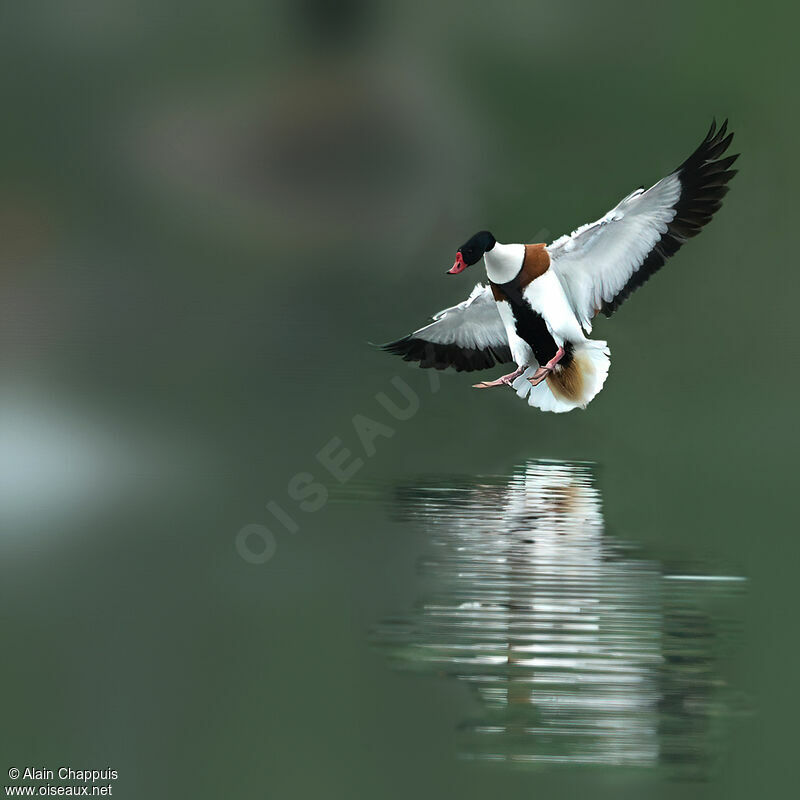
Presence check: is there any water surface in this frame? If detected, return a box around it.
[365,461,746,779]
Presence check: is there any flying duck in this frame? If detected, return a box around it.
[382,120,738,412]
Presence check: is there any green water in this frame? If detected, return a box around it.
[369,461,746,778]
[1,1,798,797]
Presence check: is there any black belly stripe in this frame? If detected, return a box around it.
[491,276,559,365]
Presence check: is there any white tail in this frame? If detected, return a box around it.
[512,340,611,413]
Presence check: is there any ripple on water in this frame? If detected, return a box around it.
[364,461,747,778]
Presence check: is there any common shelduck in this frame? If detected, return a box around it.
[383,120,737,413]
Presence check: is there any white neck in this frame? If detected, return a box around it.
[484,242,524,284]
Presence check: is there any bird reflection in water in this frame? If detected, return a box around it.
[371,461,745,777]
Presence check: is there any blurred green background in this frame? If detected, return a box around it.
[0,1,797,797]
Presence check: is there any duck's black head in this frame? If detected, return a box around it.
[447,230,496,274]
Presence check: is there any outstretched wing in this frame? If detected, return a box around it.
[549,120,738,332]
[381,283,512,371]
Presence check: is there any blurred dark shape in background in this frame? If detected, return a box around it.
[292,0,374,50]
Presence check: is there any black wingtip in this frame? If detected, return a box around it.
[600,117,739,318]
[677,118,738,177]
[377,336,411,354]
[703,117,733,149]
[380,334,513,372]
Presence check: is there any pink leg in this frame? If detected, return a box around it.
[528,346,565,386]
[473,365,525,389]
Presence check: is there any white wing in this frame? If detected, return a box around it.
[382,283,512,372]
[549,120,738,332]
